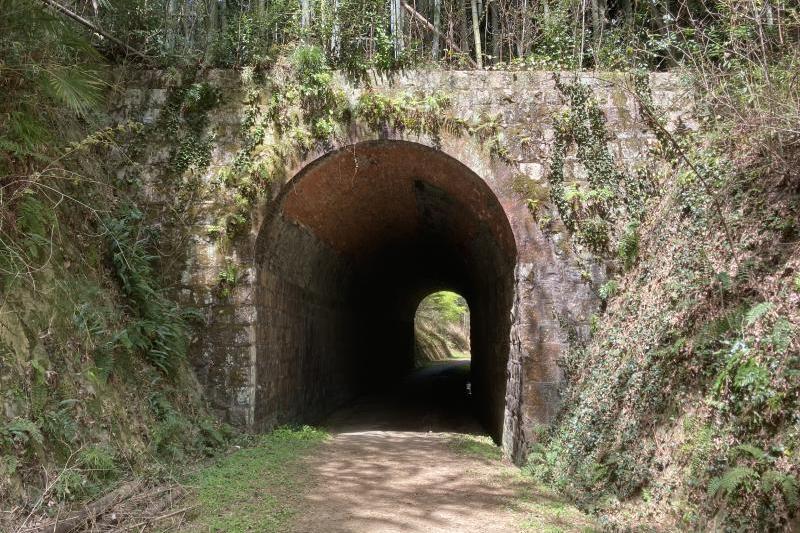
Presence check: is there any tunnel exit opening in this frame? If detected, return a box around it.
[254,140,516,443]
[414,290,471,366]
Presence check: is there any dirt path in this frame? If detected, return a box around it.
[291,430,594,533]
[290,362,596,533]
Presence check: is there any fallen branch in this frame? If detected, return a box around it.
[117,505,197,532]
[400,1,478,68]
[37,481,140,533]
[38,0,151,63]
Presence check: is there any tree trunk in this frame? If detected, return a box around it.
[391,0,405,57]
[402,0,476,63]
[591,0,606,41]
[517,0,527,58]
[432,0,441,59]
[470,0,482,67]
[617,0,632,27]
[166,0,178,51]
[458,0,467,53]
[490,2,500,62]
[301,0,312,31]
[220,0,228,35]
[331,0,341,58]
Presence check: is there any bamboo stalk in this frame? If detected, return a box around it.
[38,0,151,62]
[400,1,478,67]
[470,0,483,67]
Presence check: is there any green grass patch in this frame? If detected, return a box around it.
[448,434,502,461]
[184,426,328,533]
[516,484,601,532]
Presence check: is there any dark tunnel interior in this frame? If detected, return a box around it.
[253,140,516,441]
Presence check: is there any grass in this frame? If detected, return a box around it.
[448,434,598,532]
[448,434,503,461]
[511,469,601,532]
[182,426,328,532]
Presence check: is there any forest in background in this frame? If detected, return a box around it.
[414,291,470,363]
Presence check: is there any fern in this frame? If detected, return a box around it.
[744,301,774,327]
[41,399,79,446]
[708,466,758,498]
[733,358,769,391]
[733,444,769,463]
[617,221,640,270]
[769,318,794,354]
[3,418,44,447]
[762,470,799,510]
[78,446,118,481]
[2,110,52,159]
[104,206,197,375]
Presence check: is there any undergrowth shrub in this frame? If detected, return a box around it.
[104,206,200,376]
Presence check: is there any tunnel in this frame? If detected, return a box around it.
[253,140,517,442]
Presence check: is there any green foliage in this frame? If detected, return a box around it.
[105,206,198,375]
[512,175,551,219]
[43,66,105,118]
[11,192,58,266]
[161,82,221,175]
[762,470,799,510]
[78,445,118,482]
[448,435,502,461]
[149,392,193,460]
[598,280,618,301]
[186,426,327,532]
[617,222,640,270]
[414,291,470,363]
[41,400,79,449]
[745,301,774,327]
[418,291,468,324]
[768,318,793,354]
[681,420,714,487]
[708,466,758,499]
[217,262,241,298]
[549,77,652,255]
[355,90,458,139]
[289,45,349,138]
[527,85,800,528]
[1,419,43,449]
[734,443,769,462]
[53,470,88,502]
[0,0,107,171]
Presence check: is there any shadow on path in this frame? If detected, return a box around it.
[323,360,482,435]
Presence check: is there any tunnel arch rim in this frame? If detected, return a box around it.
[255,138,519,266]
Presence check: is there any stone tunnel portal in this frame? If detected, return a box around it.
[254,140,517,442]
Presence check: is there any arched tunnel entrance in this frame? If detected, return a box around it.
[254,140,516,442]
